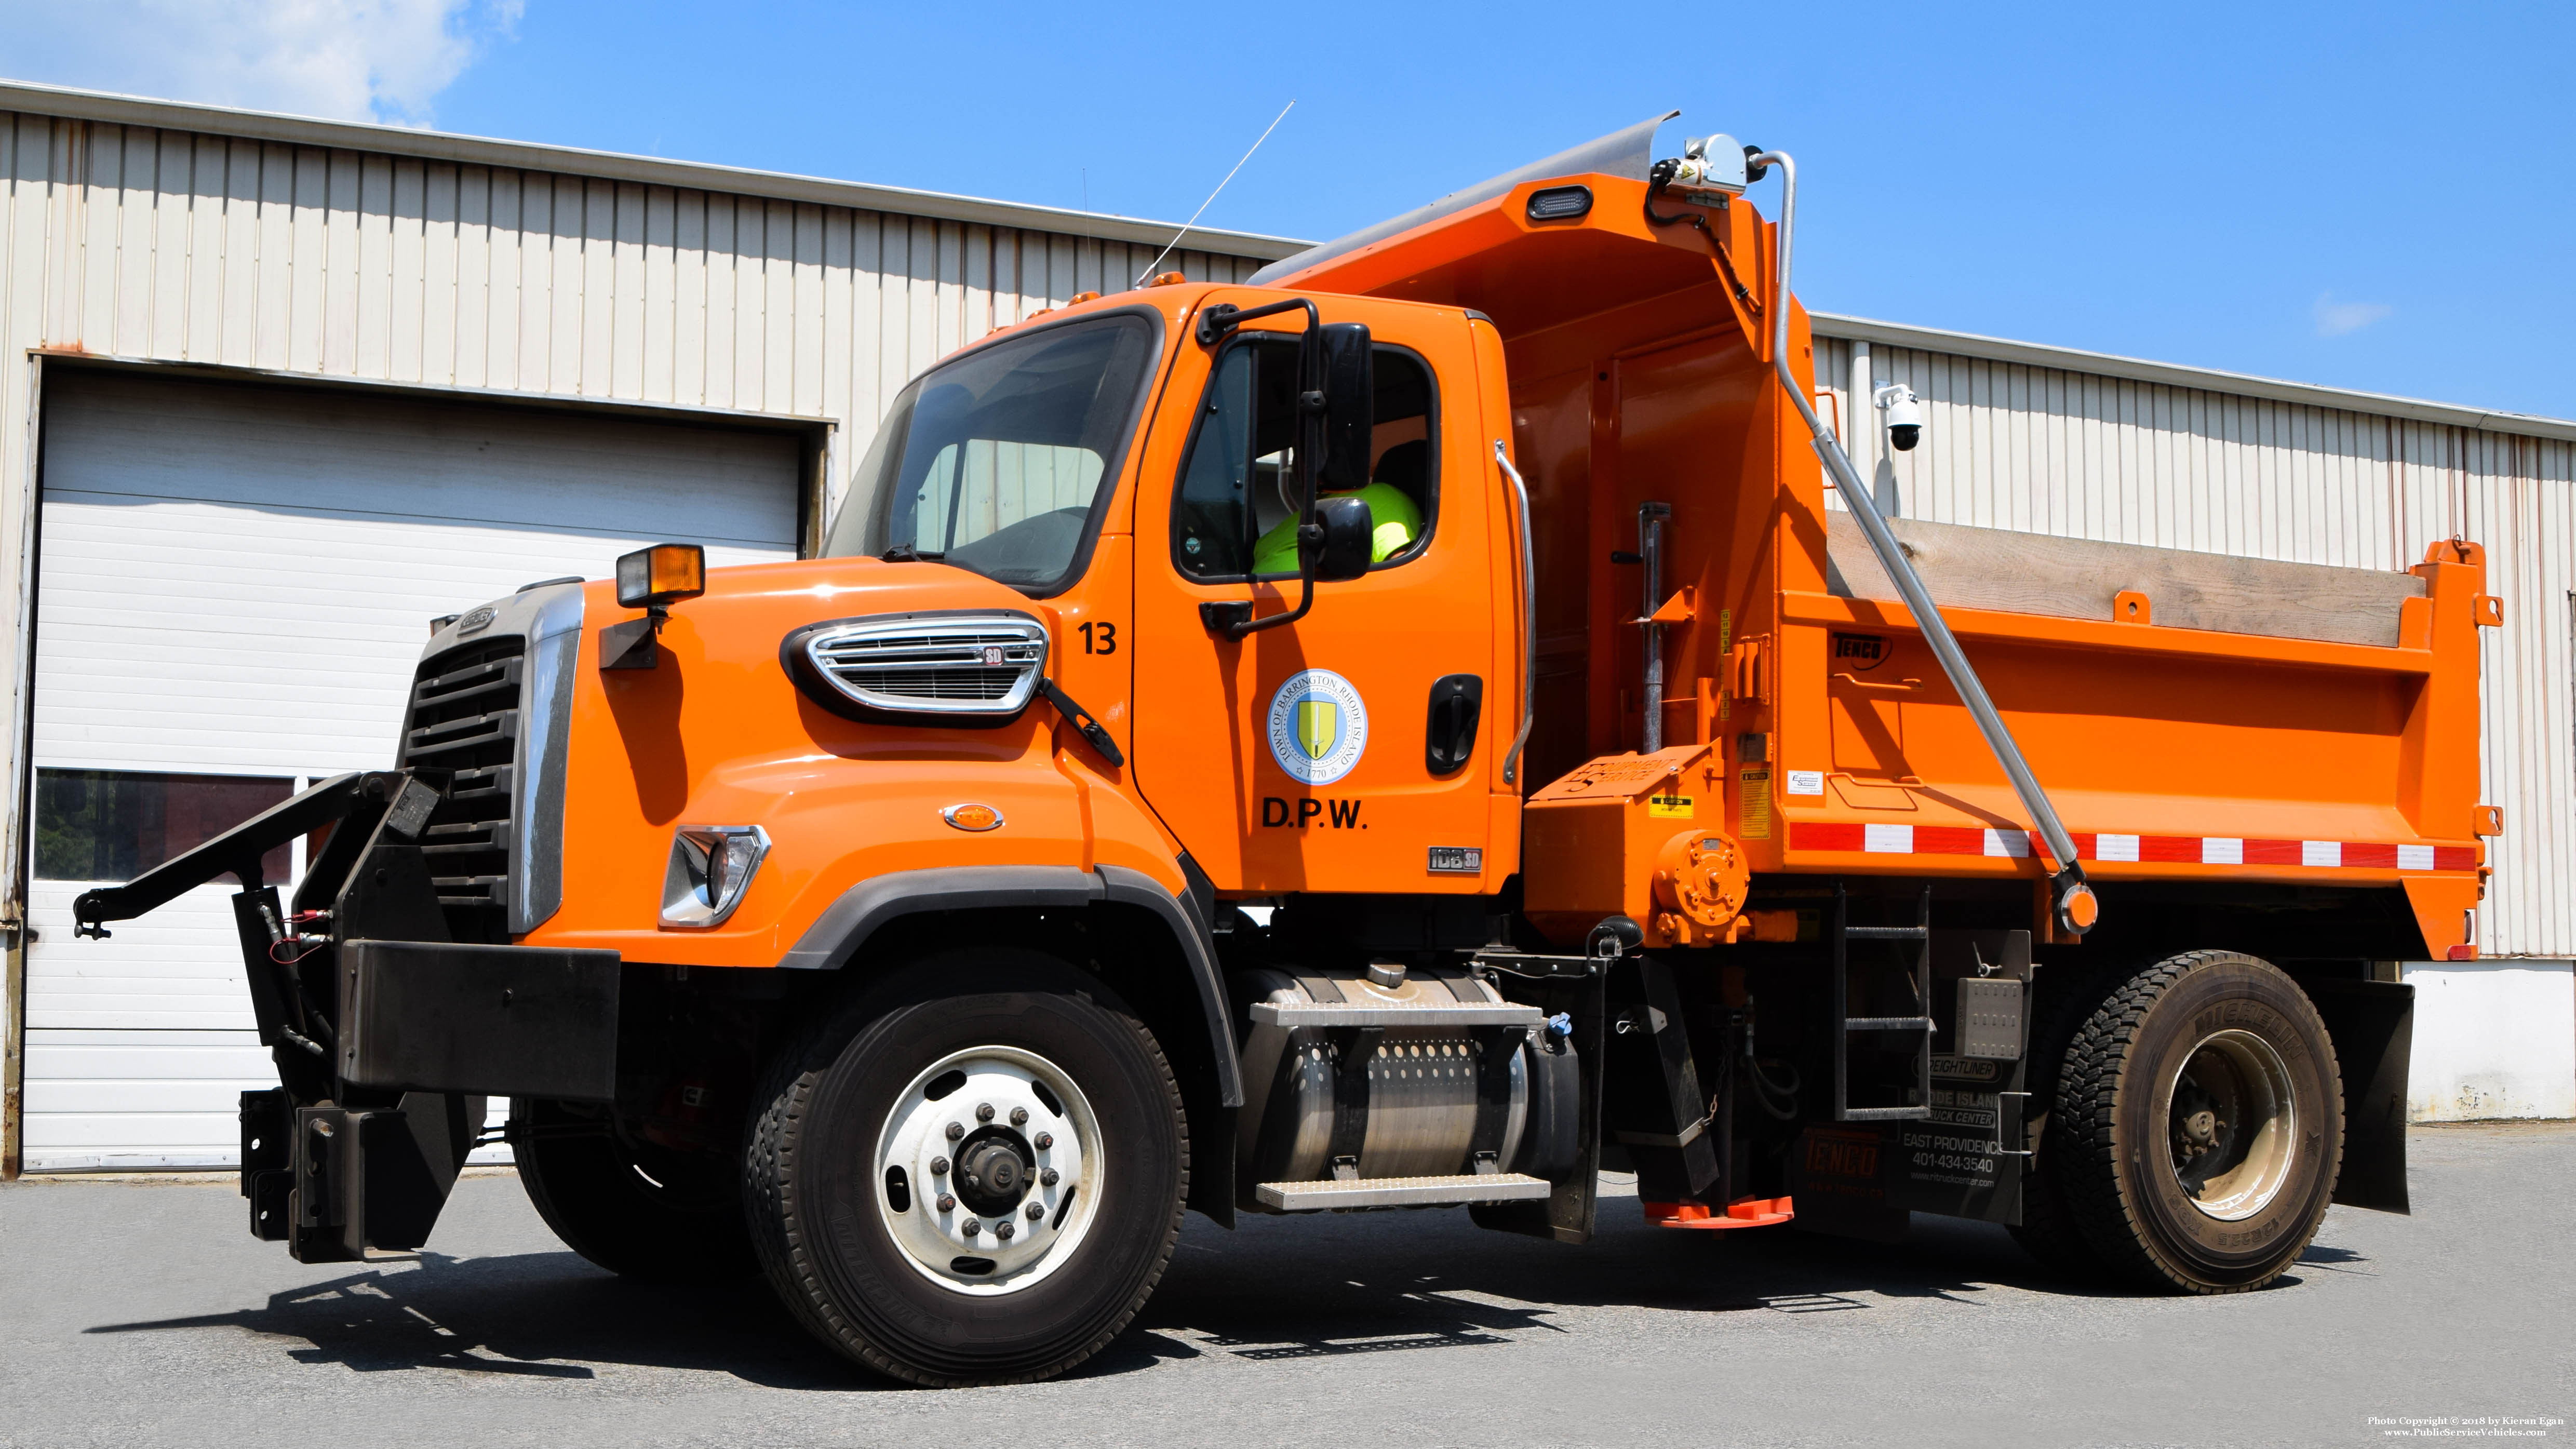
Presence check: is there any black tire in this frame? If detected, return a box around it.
[742,951,1187,1386]
[2053,950,2343,1293]
[512,1097,756,1281]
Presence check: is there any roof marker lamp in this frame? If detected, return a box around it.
[603,542,706,671]
[1526,184,1593,222]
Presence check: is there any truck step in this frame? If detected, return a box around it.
[1248,1000,1542,1029]
[1844,1015,1936,1031]
[1838,1105,1934,1121]
[1255,1173,1553,1211]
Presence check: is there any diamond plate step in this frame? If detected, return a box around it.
[1254,1173,1552,1211]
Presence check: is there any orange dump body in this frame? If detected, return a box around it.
[1257,172,2491,958]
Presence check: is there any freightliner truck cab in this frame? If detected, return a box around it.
[74,116,2477,1386]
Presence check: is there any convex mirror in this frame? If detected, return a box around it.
[1309,495,1375,582]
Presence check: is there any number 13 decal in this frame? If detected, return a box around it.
[1078,621,1118,655]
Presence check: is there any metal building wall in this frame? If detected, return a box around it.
[0,100,1286,1171]
[0,103,1277,793]
[1813,329,2576,958]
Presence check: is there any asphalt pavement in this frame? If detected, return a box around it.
[1,1122,2567,1448]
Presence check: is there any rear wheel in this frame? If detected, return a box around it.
[742,951,1186,1386]
[512,1097,755,1281]
[2052,950,2342,1293]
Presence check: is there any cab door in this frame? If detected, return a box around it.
[1130,294,1500,895]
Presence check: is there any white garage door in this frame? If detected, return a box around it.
[22,371,803,1170]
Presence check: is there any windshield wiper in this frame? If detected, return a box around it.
[879,544,945,563]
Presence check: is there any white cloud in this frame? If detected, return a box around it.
[0,0,523,127]
[2313,291,2393,339]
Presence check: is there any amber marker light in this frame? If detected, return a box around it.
[615,543,707,609]
[941,803,1004,833]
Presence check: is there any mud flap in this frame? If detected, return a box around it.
[2301,976,2412,1214]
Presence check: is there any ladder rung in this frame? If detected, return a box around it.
[1839,1106,1934,1121]
[1843,925,1929,940]
[1845,1016,1935,1032]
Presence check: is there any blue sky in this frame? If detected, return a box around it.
[4,1,2570,418]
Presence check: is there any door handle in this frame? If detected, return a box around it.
[1426,675,1484,775]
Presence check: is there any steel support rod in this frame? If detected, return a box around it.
[1746,149,2096,934]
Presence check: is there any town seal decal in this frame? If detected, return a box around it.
[1266,669,1369,786]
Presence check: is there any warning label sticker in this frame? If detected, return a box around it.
[1648,793,1695,819]
[1738,768,1771,838]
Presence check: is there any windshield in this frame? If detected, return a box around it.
[824,314,1158,594]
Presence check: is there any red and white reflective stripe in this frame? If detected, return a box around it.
[1792,822,2475,871]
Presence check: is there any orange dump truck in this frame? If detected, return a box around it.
[75,116,2491,1385]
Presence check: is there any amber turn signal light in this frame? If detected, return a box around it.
[616,543,706,609]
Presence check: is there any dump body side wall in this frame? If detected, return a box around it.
[1273,173,2487,959]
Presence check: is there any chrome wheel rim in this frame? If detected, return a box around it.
[873,1045,1101,1296]
[2164,1027,2296,1222]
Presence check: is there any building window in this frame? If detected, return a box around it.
[34,769,293,883]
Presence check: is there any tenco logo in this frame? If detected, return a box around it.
[1265,669,1369,786]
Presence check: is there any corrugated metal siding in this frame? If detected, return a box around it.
[0,109,1282,1168]
[3,109,1260,426]
[1816,335,2576,957]
[0,103,1271,851]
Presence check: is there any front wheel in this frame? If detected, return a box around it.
[742,952,1187,1386]
[512,1097,755,1281]
[2053,950,2343,1293]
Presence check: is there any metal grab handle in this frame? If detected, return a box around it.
[1747,149,2096,936]
[1832,673,1923,695]
[1494,439,1537,787]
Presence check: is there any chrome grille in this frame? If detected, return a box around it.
[399,638,523,942]
[801,615,1049,717]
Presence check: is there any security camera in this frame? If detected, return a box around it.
[1874,382,1924,452]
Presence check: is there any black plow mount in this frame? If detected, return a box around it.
[72,769,619,1263]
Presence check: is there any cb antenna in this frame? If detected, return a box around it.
[1133,100,1294,288]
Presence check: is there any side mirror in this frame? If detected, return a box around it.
[1309,495,1374,582]
[1311,322,1374,493]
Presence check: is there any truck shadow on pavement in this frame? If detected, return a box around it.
[86,1251,864,1390]
[84,1202,2326,1388]
[1078,1203,2149,1377]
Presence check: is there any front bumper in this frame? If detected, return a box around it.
[340,939,620,1102]
[73,768,625,1262]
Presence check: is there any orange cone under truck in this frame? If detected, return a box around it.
[73,115,2491,1385]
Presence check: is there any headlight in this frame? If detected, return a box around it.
[660,825,770,929]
